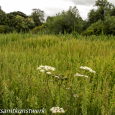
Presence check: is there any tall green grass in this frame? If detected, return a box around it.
[0,33,115,114]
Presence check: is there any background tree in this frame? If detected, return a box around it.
[0,7,14,33]
[14,15,27,32]
[95,0,114,9]
[87,0,115,28]
[82,19,107,36]
[0,8,8,25]
[104,16,115,35]
[7,11,28,27]
[26,18,35,29]
[7,13,15,27]
[31,8,45,26]
[46,6,83,34]
[7,11,28,18]
[88,8,105,25]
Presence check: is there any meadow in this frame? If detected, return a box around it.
[0,32,115,115]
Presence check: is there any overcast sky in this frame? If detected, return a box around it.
[0,0,115,20]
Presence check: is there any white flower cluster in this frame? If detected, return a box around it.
[80,66,96,73]
[53,75,60,79]
[50,107,65,113]
[37,65,55,74]
[74,73,88,78]
[74,66,96,78]
[73,94,79,98]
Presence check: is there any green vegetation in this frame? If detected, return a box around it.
[46,6,83,34]
[1,0,115,35]
[0,0,115,114]
[0,32,115,114]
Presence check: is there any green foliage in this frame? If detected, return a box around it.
[110,7,115,16]
[0,9,8,25]
[87,9,97,25]
[86,0,115,36]
[95,0,114,9]
[26,18,35,29]
[88,8,105,25]
[3,25,14,33]
[82,29,94,36]
[47,15,63,34]
[0,25,14,33]
[7,11,28,18]
[31,24,45,34]
[46,6,83,34]
[0,25,4,33]
[82,20,107,36]
[88,0,115,26]
[1,33,115,114]
[14,15,28,32]
[31,8,45,26]
[0,8,42,33]
[7,13,35,32]
[104,16,115,35]
[6,13,15,27]
[1,0,115,36]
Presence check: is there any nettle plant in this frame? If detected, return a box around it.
[37,65,96,114]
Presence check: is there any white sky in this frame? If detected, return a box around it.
[0,0,115,20]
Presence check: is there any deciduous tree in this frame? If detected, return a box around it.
[31,8,45,26]
[46,6,83,34]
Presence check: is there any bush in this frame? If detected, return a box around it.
[0,25,14,33]
[82,30,94,36]
[31,25,44,34]
[0,25,4,33]
[104,16,115,35]
[46,6,83,34]
[82,20,107,36]
[3,25,14,33]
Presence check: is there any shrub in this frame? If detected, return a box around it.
[104,16,115,35]
[0,25,14,33]
[82,29,94,36]
[3,25,14,33]
[0,25,4,33]
[46,6,83,34]
[31,24,44,34]
[82,20,107,36]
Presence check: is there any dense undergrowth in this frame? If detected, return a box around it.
[0,32,115,115]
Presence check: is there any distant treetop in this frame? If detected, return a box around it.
[7,11,28,18]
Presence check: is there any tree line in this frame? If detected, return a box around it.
[0,0,115,35]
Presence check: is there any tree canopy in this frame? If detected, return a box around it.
[31,8,45,26]
[0,0,115,35]
[46,6,83,34]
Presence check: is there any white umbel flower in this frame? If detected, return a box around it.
[50,107,65,113]
[44,65,50,71]
[40,69,45,73]
[46,72,51,74]
[74,73,88,78]
[80,66,96,73]
[54,75,59,78]
[50,67,55,71]
[37,65,44,70]
[37,65,55,71]
[73,94,79,97]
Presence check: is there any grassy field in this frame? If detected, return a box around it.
[0,32,115,115]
